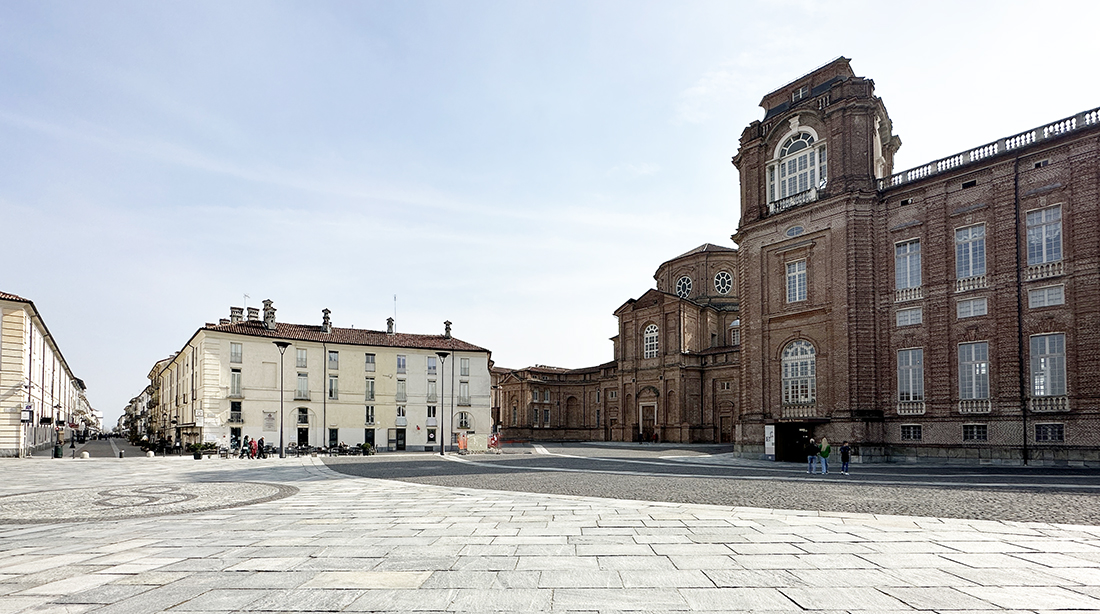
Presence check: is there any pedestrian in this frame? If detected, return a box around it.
[819,437,831,474]
[806,438,820,473]
[239,435,250,459]
[840,441,852,475]
[249,437,258,459]
[257,437,266,459]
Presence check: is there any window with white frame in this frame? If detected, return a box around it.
[1028,285,1065,308]
[297,407,309,424]
[1027,205,1062,265]
[427,380,437,402]
[457,411,471,429]
[531,389,538,402]
[365,405,375,424]
[957,297,988,319]
[786,260,807,302]
[955,224,986,279]
[230,369,242,397]
[895,239,921,290]
[768,131,826,203]
[427,406,436,418]
[730,319,741,346]
[1030,333,1066,397]
[781,340,816,405]
[460,357,469,376]
[963,424,988,441]
[460,381,471,405]
[898,348,924,402]
[396,406,405,417]
[1035,423,1065,442]
[714,271,733,295]
[896,307,923,327]
[900,424,922,441]
[230,343,242,364]
[396,355,406,374]
[296,373,309,399]
[364,353,375,372]
[427,356,437,375]
[365,377,375,401]
[959,342,989,400]
[328,375,338,399]
[328,350,339,370]
[296,348,308,368]
[543,408,550,425]
[542,389,549,402]
[643,324,659,358]
[395,379,407,402]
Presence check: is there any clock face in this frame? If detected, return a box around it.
[714,271,733,295]
[676,276,692,298]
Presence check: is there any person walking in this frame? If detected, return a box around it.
[805,438,821,474]
[257,437,266,459]
[840,441,852,475]
[239,435,250,459]
[819,437,831,474]
[249,437,258,459]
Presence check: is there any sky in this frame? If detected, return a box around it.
[3,0,1099,428]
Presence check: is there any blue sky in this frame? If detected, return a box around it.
[3,0,1099,426]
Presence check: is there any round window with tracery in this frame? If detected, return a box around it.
[675,276,692,298]
[714,271,733,295]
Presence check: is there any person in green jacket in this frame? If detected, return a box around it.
[818,437,831,474]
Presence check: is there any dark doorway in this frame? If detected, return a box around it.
[395,428,406,451]
[775,423,812,462]
[230,427,241,449]
[297,427,309,447]
[364,429,375,447]
[719,416,731,443]
[328,428,338,448]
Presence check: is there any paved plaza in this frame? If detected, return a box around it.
[2,454,1100,613]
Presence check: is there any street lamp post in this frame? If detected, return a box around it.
[436,352,449,456]
[274,341,291,458]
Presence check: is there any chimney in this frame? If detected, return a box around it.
[444,320,452,339]
[219,318,230,326]
[247,307,260,321]
[322,308,332,334]
[386,317,394,335]
[229,307,243,324]
[262,299,276,331]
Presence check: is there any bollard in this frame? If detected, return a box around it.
[80,451,90,459]
[119,450,125,458]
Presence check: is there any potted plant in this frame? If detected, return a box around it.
[186,443,205,460]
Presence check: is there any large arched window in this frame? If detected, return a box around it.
[643,324,659,358]
[781,340,816,404]
[768,131,827,203]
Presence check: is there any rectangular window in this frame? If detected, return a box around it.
[896,307,923,327]
[365,405,375,424]
[459,381,470,405]
[792,85,808,102]
[532,390,538,402]
[895,239,921,290]
[427,356,437,375]
[532,407,539,426]
[328,375,338,400]
[229,401,242,423]
[365,377,375,401]
[296,348,308,368]
[1027,205,1062,265]
[901,424,922,441]
[460,357,470,377]
[427,406,437,418]
[786,260,807,303]
[328,351,339,370]
[596,390,601,404]
[609,390,617,399]
[230,369,242,397]
[296,373,309,399]
[396,379,407,402]
[957,297,988,319]
[397,355,406,374]
[898,348,924,402]
[959,342,990,400]
[543,390,550,402]
[963,424,988,441]
[1035,423,1065,442]
[1028,285,1065,308]
[543,408,550,425]
[955,224,986,279]
[427,380,437,402]
[512,407,517,425]
[397,406,406,417]
[365,353,375,372]
[297,407,309,424]
[1031,333,1066,397]
[230,343,242,364]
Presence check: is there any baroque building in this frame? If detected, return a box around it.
[141,300,492,453]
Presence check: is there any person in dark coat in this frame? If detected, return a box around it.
[840,441,852,475]
[806,438,821,474]
[239,435,250,459]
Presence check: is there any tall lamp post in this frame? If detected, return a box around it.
[436,352,449,456]
[274,341,291,458]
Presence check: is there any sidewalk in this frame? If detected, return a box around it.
[1,455,1099,612]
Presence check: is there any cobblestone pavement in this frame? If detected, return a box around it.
[2,455,1100,613]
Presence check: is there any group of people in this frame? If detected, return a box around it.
[805,437,852,475]
[237,435,267,459]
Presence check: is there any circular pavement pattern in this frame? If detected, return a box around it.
[0,482,298,524]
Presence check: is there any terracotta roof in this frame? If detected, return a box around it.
[0,291,31,302]
[202,320,489,353]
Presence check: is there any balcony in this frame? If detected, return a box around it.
[955,275,988,293]
[767,188,818,216]
[395,416,407,427]
[895,286,923,303]
[781,403,816,419]
[1030,396,1069,412]
[1026,261,1064,281]
[426,417,437,427]
[896,401,926,415]
[958,399,991,414]
[426,393,437,403]
[395,392,408,403]
[294,391,311,401]
[227,413,243,424]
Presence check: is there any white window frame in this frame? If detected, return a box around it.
[230,368,242,397]
[1030,333,1066,397]
[768,130,826,203]
[896,307,923,327]
[643,324,659,359]
[327,350,339,370]
[1028,285,1065,308]
[786,260,807,303]
[781,340,816,405]
[397,355,406,374]
[955,224,986,280]
[230,343,243,364]
[958,342,989,400]
[327,375,338,400]
[365,405,375,425]
[1026,205,1062,265]
[957,297,988,319]
[898,348,924,403]
[364,353,375,372]
[895,239,921,290]
[395,379,407,402]
[460,357,470,377]
[296,348,308,369]
[365,377,375,401]
[457,411,471,429]
[427,356,437,375]
[296,373,309,399]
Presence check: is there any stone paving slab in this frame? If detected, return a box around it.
[1,455,1100,612]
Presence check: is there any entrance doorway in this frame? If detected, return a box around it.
[775,423,812,462]
[719,416,731,443]
[640,403,657,442]
[395,429,406,451]
[297,427,309,447]
[364,429,375,447]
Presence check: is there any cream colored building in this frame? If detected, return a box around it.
[1,291,97,457]
[149,300,492,453]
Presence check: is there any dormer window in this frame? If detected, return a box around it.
[792,86,809,103]
[768,130,827,204]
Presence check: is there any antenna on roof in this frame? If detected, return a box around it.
[394,294,397,332]
[243,293,250,310]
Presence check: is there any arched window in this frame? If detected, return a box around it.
[643,324,659,359]
[781,340,816,405]
[768,131,827,203]
[456,411,471,429]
